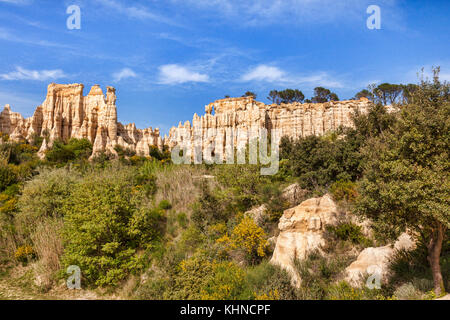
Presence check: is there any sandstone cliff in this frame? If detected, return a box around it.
[0,83,163,159]
[165,96,374,158]
[0,83,376,159]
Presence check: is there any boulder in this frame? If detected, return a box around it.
[245,204,268,226]
[270,194,342,286]
[281,183,308,207]
[344,233,416,286]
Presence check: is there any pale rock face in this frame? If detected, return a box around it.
[270,194,342,287]
[245,204,268,226]
[166,96,374,160]
[344,233,416,286]
[1,84,377,159]
[0,83,161,159]
[281,183,308,207]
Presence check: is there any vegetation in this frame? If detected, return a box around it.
[0,68,448,300]
[356,68,449,295]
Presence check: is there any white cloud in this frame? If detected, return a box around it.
[112,68,137,82]
[0,27,72,48]
[95,0,180,26]
[0,67,67,81]
[172,0,399,27]
[241,65,286,82]
[241,64,343,88]
[0,0,32,4]
[158,64,209,84]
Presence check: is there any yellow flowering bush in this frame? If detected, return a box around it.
[15,245,35,263]
[254,289,280,300]
[201,261,251,300]
[217,216,268,264]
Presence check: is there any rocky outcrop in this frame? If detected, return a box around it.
[245,204,268,226]
[0,83,162,159]
[344,233,416,286]
[281,183,308,207]
[0,83,378,159]
[270,194,343,286]
[165,96,374,158]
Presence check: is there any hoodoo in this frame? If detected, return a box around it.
[0,83,375,159]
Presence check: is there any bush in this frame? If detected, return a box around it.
[15,245,35,263]
[326,281,387,300]
[393,283,424,300]
[294,250,356,300]
[191,182,228,230]
[201,261,251,300]
[330,180,358,202]
[169,252,214,299]
[246,261,298,300]
[61,168,165,287]
[45,138,92,163]
[16,168,80,237]
[279,135,361,190]
[158,200,172,210]
[326,222,370,246]
[176,212,188,228]
[0,164,17,192]
[217,216,268,265]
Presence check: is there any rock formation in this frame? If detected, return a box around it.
[270,194,343,286]
[0,83,163,159]
[165,96,374,159]
[0,83,378,159]
[345,233,416,286]
[281,183,308,207]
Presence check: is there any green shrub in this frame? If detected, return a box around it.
[246,261,298,300]
[0,164,17,192]
[158,200,172,210]
[114,145,136,158]
[389,235,450,292]
[191,182,228,230]
[325,222,371,246]
[201,261,252,300]
[16,168,80,237]
[61,168,165,287]
[46,138,92,163]
[326,281,386,300]
[294,250,356,300]
[135,274,171,300]
[330,180,358,202]
[176,212,188,228]
[169,252,214,299]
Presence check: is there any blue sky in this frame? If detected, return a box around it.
[0,0,449,134]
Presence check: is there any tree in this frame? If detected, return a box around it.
[243,91,257,99]
[400,83,419,104]
[279,89,305,103]
[356,68,449,295]
[311,87,339,103]
[268,89,305,104]
[267,90,279,104]
[354,89,374,101]
[329,92,339,101]
[373,83,403,105]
